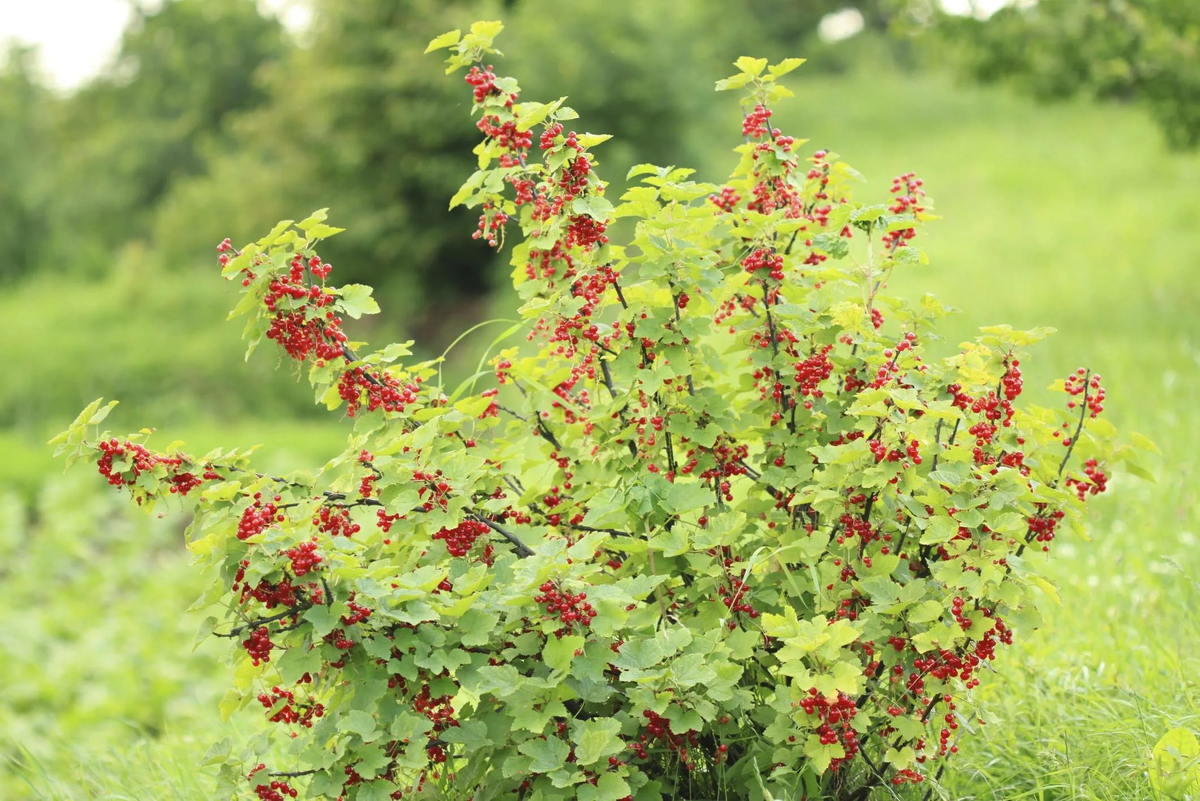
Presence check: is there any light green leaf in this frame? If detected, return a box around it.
[518,736,570,773]
[425,29,461,53]
[572,718,624,766]
[571,196,614,220]
[543,634,584,672]
[735,56,768,76]
[338,710,379,742]
[921,516,961,545]
[339,284,381,319]
[768,58,806,78]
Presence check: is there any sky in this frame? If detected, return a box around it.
[1,0,1013,90]
[0,0,312,89]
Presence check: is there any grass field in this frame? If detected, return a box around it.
[3,62,1198,799]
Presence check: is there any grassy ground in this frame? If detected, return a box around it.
[3,62,1199,799]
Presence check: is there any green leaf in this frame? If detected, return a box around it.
[669,652,718,688]
[572,718,624,766]
[305,223,344,241]
[884,746,916,770]
[459,608,499,647]
[627,163,664,180]
[425,29,461,53]
[664,482,711,515]
[518,736,570,773]
[1030,575,1062,606]
[276,644,321,684]
[257,219,293,247]
[514,97,565,133]
[296,208,328,230]
[543,634,584,672]
[575,133,612,148]
[714,73,753,91]
[649,526,689,557]
[768,58,806,78]
[613,638,669,670]
[469,20,504,40]
[907,600,944,624]
[339,284,381,319]
[1150,728,1200,798]
[578,772,632,801]
[88,399,119,426]
[921,516,961,545]
[338,710,380,741]
[812,660,862,697]
[571,196,614,220]
[804,734,845,774]
[735,56,768,77]
[449,169,487,209]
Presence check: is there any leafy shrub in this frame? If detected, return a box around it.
[54,21,1151,801]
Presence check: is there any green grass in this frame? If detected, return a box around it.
[3,60,1199,799]
[7,738,221,801]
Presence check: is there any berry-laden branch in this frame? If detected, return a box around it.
[50,22,1147,801]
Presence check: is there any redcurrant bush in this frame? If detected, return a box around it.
[52,21,1155,801]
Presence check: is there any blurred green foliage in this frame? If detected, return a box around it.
[923,0,1200,149]
[0,44,52,282]
[3,0,893,429]
[0,473,223,756]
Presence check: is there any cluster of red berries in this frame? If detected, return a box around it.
[238,575,300,610]
[336,366,422,417]
[742,247,785,280]
[464,65,503,104]
[793,345,834,403]
[892,767,926,786]
[565,214,609,251]
[630,709,702,769]
[708,186,741,212]
[413,684,459,734]
[1065,368,1105,417]
[950,596,971,631]
[1001,358,1024,400]
[476,114,531,152]
[716,573,759,625]
[257,685,323,727]
[883,172,925,248]
[96,438,198,494]
[1067,458,1109,500]
[324,628,355,650]
[535,582,596,635]
[414,469,454,512]
[749,174,803,216]
[253,781,297,801]
[868,438,920,466]
[742,103,773,139]
[314,505,360,538]
[798,690,861,767]
[243,626,273,666]
[472,202,510,248]
[433,520,491,558]
[238,494,282,541]
[377,508,402,534]
[1027,507,1065,547]
[259,254,345,364]
[523,241,577,285]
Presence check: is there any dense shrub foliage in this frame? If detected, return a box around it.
[55,22,1151,801]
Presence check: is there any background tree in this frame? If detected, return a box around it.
[0,44,52,282]
[915,0,1200,149]
[41,0,285,276]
